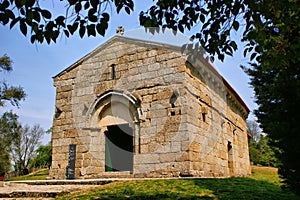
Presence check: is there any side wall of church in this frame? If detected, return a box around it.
[183,58,251,177]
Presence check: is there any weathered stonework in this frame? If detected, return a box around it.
[49,36,251,179]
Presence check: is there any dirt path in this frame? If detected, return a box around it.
[0,182,101,199]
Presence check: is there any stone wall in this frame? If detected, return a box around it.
[49,36,250,179]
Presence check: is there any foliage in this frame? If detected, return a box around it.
[0,54,12,71]
[56,167,299,200]
[0,55,25,175]
[0,0,134,44]
[249,135,280,167]
[247,120,280,167]
[11,124,45,175]
[244,1,300,193]
[0,55,26,107]
[0,111,20,176]
[29,144,52,168]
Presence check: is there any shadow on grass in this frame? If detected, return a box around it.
[192,177,299,200]
[57,177,300,200]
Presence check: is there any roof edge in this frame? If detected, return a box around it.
[53,36,123,79]
[198,56,250,113]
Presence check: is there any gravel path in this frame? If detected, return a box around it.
[0,182,101,199]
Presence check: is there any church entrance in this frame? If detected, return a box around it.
[105,124,133,172]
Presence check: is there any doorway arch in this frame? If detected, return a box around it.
[88,90,141,173]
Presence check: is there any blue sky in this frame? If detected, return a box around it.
[0,2,257,143]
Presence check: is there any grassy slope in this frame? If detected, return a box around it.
[6,169,49,181]
[56,167,300,200]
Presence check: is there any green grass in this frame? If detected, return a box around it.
[56,167,300,200]
[6,168,49,181]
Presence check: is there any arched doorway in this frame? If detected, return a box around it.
[90,90,141,173]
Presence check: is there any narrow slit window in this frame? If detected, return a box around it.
[227,141,233,174]
[111,64,116,80]
[202,113,206,122]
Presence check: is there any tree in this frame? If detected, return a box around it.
[1,0,299,194]
[249,134,280,168]
[29,144,52,169]
[0,55,26,107]
[0,55,25,176]
[247,120,262,165]
[29,128,52,169]
[11,124,44,175]
[0,111,20,176]
[247,120,279,167]
[247,120,261,143]
[257,135,280,167]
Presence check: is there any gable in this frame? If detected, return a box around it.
[53,35,249,115]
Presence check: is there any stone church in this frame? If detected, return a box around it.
[49,31,251,179]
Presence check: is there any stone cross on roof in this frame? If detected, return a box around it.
[116,26,124,35]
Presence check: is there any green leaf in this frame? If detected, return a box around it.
[232,21,239,31]
[19,19,27,36]
[10,17,20,29]
[67,22,78,35]
[200,14,205,23]
[41,9,51,19]
[88,14,98,22]
[51,30,59,43]
[230,41,237,51]
[250,52,257,61]
[125,7,131,14]
[102,13,109,21]
[5,9,14,19]
[55,16,65,27]
[96,23,105,36]
[31,21,38,33]
[15,0,26,8]
[26,10,33,22]
[2,0,9,9]
[64,30,70,37]
[20,8,25,15]
[116,6,121,13]
[25,0,35,8]
[178,23,184,33]
[90,0,98,8]
[30,35,36,43]
[45,32,51,44]
[67,0,77,6]
[32,10,40,22]
[87,24,96,36]
[75,3,82,13]
[79,25,85,38]
[84,1,90,10]
[0,13,9,25]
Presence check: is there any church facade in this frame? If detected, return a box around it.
[49,35,251,179]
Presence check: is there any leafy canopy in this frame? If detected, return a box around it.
[29,144,52,168]
[0,55,26,107]
[0,111,20,175]
[0,0,133,44]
